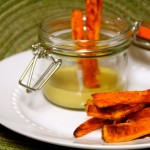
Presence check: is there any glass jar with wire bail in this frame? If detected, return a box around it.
[19,11,132,110]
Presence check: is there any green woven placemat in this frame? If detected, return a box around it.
[0,125,78,150]
[0,0,150,60]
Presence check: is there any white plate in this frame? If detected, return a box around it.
[1,46,150,150]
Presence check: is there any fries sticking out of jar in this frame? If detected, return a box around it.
[73,89,150,143]
[71,0,103,88]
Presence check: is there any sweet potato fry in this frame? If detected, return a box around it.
[71,7,101,88]
[102,117,150,143]
[86,0,103,40]
[127,106,150,122]
[111,104,145,121]
[71,9,84,40]
[79,59,100,88]
[137,26,150,40]
[71,0,103,89]
[85,99,114,119]
[92,89,150,108]
[73,117,106,138]
[79,0,102,88]
[85,99,94,112]
[86,99,145,121]
[74,90,150,142]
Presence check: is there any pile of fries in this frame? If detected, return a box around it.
[71,0,150,143]
[73,89,150,143]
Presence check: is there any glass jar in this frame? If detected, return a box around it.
[36,11,132,110]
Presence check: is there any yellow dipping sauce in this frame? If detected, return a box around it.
[42,66,125,110]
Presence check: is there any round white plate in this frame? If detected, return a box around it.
[1,46,150,150]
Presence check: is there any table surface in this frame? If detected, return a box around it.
[0,124,150,150]
[0,124,78,150]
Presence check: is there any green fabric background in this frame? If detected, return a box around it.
[0,0,150,60]
[0,0,150,149]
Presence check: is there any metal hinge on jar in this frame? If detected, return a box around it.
[19,43,62,93]
[132,21,150,50]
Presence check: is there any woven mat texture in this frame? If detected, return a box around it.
[0,0,150,60]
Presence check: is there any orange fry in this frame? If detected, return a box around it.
[80,58,100,88]
[79,0,103,88]
[111,104,145,121]
[71,0,103,89]
[102,117,150,143]
[71,9,100,88]
[85,99,112,119]
[73,117,106,138]
[71,10,84,40]
[127,106,150,122]
[71,9,99,88]
[137,26,150,40]
[92,89,150,108]
[86,0,103,40]
[86,99,145,121]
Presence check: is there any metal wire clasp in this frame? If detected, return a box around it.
[19,43,62,93]
[132,21,150,50]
